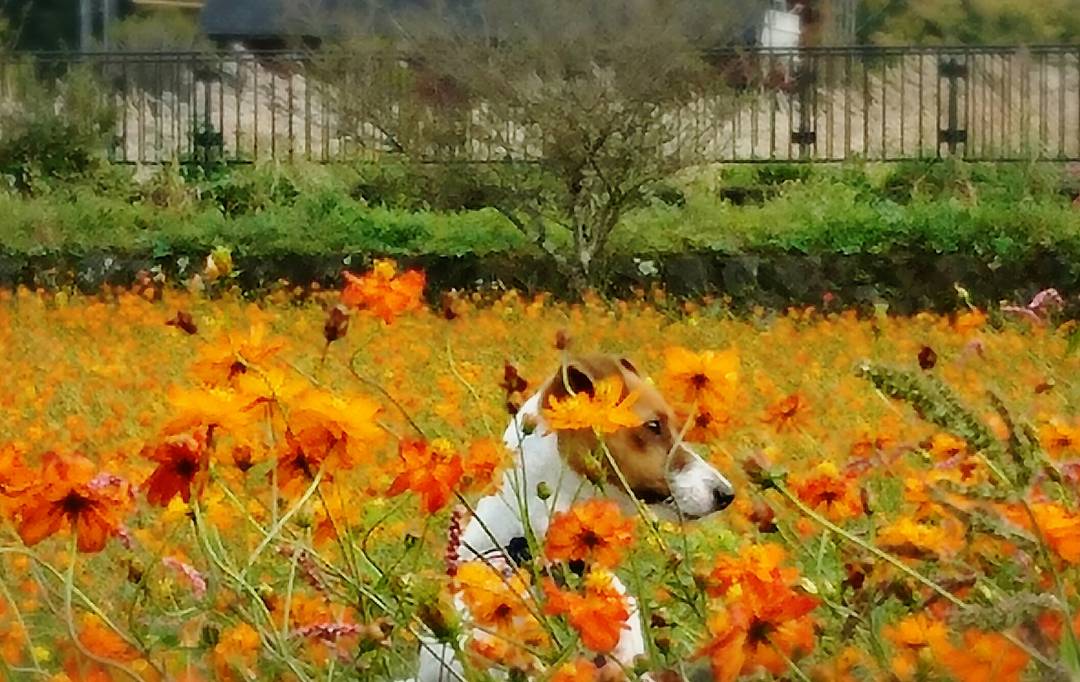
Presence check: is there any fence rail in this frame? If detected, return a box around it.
[5,45,1080,164]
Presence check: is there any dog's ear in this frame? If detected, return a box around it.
[544,361,596,404]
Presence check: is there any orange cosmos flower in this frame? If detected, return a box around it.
[706,542,798,598]
[545,499,635,568]
[810,646,867,682]
[789,461,863,523]
[926,432,968,460]
[0,443,32,497]
[1010,502,1080,565]
[62,613,141,682]
[456,561,548,672]
[455,561,534,630]
[163,386,248,436]
[933,630,1030,682]
[212,621,262,682]
[876,517,964,559]
[1039,420,1080,458]
[699,579,818,682]
[661,346,739,408]
[342,260,426,324]
[953,309,987,335]
[193,322,284,386]
[681,404,735,442]
[884,613,949,681]
[76,613,140,662]
[276,391,384,491]
[14,453,132,553]
[0,443,33,518]
[462,438,509,493]
[543,570,630,654]
[387,439,464,513]
[286,391,384,471]
[762,393,809,433]
[543,377,642,434]
[142,430,210,506]
[550,658,598,682]
[698,606,747,682]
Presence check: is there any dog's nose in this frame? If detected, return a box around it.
[712,486,735,511]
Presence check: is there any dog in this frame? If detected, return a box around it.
[414,354,735,681]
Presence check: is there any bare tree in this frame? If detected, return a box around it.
[316,0,745,291]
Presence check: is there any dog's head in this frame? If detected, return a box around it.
[541,353,735,519]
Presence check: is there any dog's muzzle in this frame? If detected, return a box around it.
[669,446,736,518]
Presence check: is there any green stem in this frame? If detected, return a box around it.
[348,351,427,438]
[242,468,324,577]
[445,335,495,438]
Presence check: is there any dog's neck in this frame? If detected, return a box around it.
[458,392,635,564]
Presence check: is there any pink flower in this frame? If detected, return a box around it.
[162,556,208,599]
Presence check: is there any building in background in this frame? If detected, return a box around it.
[199,0,808,51]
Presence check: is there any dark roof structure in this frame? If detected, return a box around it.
[200,0,775,46]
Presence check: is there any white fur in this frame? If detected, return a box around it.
[413,391,731,681]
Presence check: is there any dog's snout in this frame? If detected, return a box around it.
[711,486,735,511]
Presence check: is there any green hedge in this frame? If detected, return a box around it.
[2,160,1079,309]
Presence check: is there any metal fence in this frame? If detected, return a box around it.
[4,45,1080,164]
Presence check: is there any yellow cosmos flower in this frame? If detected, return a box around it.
[543,377,642,433]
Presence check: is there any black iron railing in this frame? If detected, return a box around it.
[4,45,1079,163]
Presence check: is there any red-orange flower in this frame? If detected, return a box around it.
[387,439,464,513]
[545,499,635,568]
[789,461,863,523]
[14,453,133,553]
[142,430,210,506]
[342,260,426,324]
[543,570,630,653]
[699,579,818,682]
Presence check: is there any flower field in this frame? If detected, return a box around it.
[2,263,1080,681]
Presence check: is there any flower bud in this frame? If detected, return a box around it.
[323,304,350,344]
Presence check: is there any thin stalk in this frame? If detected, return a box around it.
[242,469,324,576]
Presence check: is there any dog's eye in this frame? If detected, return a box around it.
[644,419,663,435]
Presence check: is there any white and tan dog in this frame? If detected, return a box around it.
[415,354,735,681]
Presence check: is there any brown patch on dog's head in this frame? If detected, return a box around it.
[541,354,695,504]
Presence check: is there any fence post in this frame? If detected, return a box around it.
[938,56,968,156]
[792,53,817,159]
